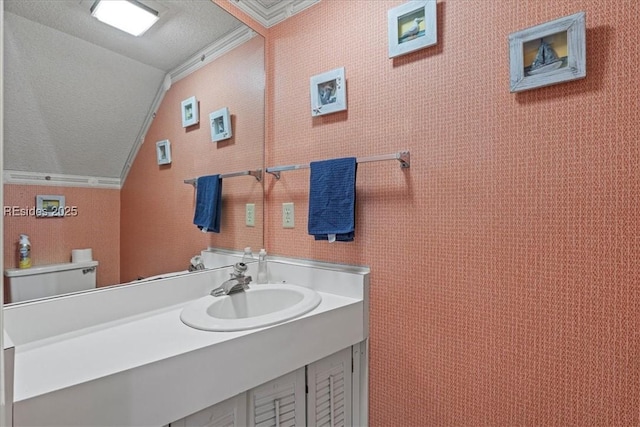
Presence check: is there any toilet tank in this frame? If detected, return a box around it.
[4,261,98,303]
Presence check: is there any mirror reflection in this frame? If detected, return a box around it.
[3,0,265,304]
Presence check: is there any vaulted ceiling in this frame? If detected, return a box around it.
[3,0,247,185]
[3,0,319,186]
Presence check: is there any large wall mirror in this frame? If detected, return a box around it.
[3,0,264,304]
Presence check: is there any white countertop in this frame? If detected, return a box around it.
[6,258,369,426]
[14,291,358,402]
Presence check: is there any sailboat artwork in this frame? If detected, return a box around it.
[509,12,586,92]
[524,40,567,76]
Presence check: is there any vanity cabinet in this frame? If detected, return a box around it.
[6,256,369,427]
[248,368,306,427]
[167,369,305,427]
[169,394,247,427]
[306,347,352,427]
[168,346,362,427]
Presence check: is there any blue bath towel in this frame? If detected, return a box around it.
[193,175,223,233]
[308,157,357,242]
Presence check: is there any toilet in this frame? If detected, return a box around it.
[4,260,99,303]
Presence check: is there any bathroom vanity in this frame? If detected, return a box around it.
[3,255,369,426]
[168,344,366,427]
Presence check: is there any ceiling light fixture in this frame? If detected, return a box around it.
[90,0,159,37]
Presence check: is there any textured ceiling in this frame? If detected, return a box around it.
[3,0,246,181]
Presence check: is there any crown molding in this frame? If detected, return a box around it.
[4,171,121,189]
[119,25,257,184]
[168,26,257,83]
[228,0,320,28]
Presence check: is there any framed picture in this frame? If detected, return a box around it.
[156,139,171,165]
[310,67,347,117]
[181,96,199,127]
[388,0,437,58]
[209,107,232,142]
[36,195,65,217]
[509,11,586,93]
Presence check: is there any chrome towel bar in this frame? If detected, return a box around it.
[265,150,410,179]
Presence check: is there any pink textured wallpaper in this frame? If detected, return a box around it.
[3,185,120,288]
[265,0,638,425]
[120,36,264,283]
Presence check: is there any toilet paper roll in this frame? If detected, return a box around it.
[71,248,93,263]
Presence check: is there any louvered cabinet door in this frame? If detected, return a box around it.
[170,393,247,427]
[248,368,306,427]
[306,348,352,427]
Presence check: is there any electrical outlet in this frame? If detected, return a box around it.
[245,203,255,227]
[283,202,294,228]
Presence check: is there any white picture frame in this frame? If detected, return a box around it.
[388,0,437,58]
[156,139,171,165]
[509,11,586,93]
[209,107,232,142]
[36,195,65,217]
[310,67,347,117]
[181,96,199,127]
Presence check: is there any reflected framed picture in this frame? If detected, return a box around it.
[181,96,199,127]
[310,67,347,117]
[388,0,437,58]
[156,139,171,165]
[210,107,232,142]
[509,11,586,92]
[36,195,65,217]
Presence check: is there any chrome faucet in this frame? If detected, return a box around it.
[211,262,252,297]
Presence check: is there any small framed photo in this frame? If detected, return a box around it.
[310,67,347,117]
[36,195,65,217]
[209,107,232,142]
[388,0,437,58]
[509,11,586,93]
[181,96,199,127]
[156,139,171,165]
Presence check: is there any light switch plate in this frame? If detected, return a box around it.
[246,203,255,227]
[283,202,294,228]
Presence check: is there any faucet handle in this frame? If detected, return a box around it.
[210,263,252,297]
[232,262,248,276]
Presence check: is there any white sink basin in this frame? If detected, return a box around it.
[180,284,322,331]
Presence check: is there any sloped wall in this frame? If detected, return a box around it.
[120,36,264,283]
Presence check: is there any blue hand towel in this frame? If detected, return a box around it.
[308,157,357,242]
[193,175,223,233]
